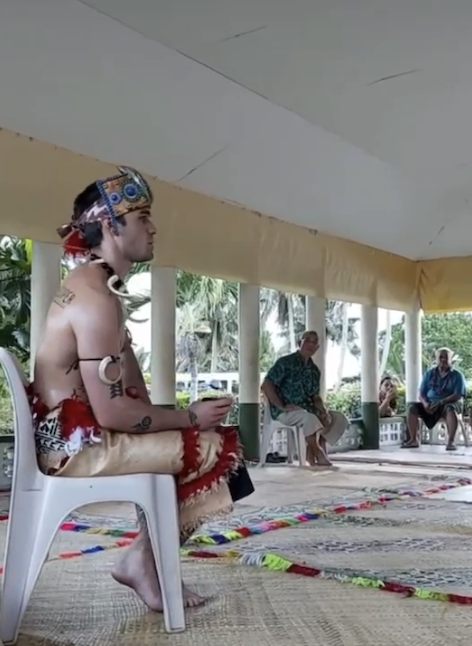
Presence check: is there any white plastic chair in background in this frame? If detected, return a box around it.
[458,415,468,447]
[430,414,469,447]
[259,400,306,467]
[0,348,185,645]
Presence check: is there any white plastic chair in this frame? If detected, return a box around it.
[430,414,469,447]
[0,348,185,645]
[259,400,306,467]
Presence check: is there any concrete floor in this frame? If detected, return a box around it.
[332,444,472,471]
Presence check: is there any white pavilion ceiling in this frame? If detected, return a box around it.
[2,0,472,260]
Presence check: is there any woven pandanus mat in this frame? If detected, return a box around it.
[0,548,468,646]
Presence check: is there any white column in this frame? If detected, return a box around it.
[360,304,379,449]
[305,295,326,397]
[238,284,260,458]
[30,241,62,377]
[405,306,422,403]
[360,304,379,402]
[150,267,176,406]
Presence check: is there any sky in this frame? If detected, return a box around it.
[126,273,403,390]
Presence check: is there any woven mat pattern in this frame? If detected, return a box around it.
[2,476,472,644]
[200,495,472,595]
[10,551,472,646]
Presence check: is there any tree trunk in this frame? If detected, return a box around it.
[379,310,392,377]
[288,295,296,352]
[334,302,349,391]
[189,352,199,403]
[210,323,219,372]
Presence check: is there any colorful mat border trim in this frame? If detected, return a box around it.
[181,547,472,606]
[0,539,133,575]
[1,477,467,547]
[1,477,472,605]
[2,539,471,607]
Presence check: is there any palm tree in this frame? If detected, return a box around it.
[379,310,392,377]
[333,302,349,392]
[176,296,212,401]
[179,274,238,372]
[0,237,32,359]
[260,291,305,352]
[380,319,405,383]
[263,291,360,361]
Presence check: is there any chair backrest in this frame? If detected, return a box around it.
[0,348,42,489]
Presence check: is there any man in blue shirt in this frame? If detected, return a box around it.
[405,347,467,451]
[262,330,348,467]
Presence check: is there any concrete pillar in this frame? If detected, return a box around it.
[305,295,326,397]
[150,267,176,407]
[238,283,260,460]
[30,241,62,377]
[360,304,379,449]
[405,306,422,407]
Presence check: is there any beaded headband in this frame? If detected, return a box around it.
[57,166,153,257]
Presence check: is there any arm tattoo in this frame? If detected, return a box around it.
[131,416,152,432]
[109,380,124,399]
[53,286,75,308]
[188,408,198,428]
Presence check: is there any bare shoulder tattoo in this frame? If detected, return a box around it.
[53,286,75,308]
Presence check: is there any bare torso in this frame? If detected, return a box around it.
[33,263,125,409]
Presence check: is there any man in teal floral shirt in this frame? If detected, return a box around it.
[262,330,348,467]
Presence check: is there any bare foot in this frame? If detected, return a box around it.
[183,583,205,608]
[314,449,333,467]
[112,546,206,611]
[112,546,164,612]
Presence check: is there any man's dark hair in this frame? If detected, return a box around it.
[72,182,126,249]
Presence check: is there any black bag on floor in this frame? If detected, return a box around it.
[228,461,255,502]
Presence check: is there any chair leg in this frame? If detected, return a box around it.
[286,429,295,464]
[0,492,61,645]
[259,428,274,467]
[459,418,469,448]
[296,427,306,467]
[143,478,185,634]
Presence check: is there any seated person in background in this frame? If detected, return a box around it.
[261,330,349,468]
[405,347,466,451]
[379,376,398,418]
[30,167,244,611]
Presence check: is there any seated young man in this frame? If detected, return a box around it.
[261,330,349,467]
[405,347,466,451]
[30,167,243,611]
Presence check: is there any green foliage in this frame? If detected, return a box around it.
[385,313,472,382]
[271,294,360,357]
[323,384,407,418]
[325,385,362,417]
[0,369,14,434]
[0,237,32,360]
